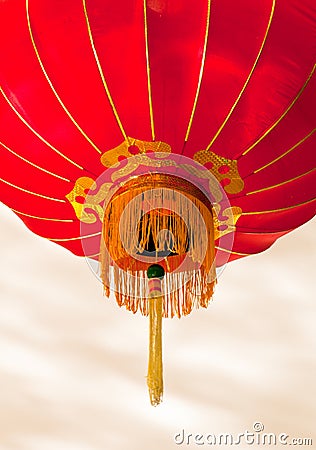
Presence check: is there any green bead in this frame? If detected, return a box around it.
[147,264,165,279]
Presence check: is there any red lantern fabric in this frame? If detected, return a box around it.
[0,0,315,262]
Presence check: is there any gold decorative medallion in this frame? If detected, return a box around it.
[100,137,171,168]
[194,149,244,194]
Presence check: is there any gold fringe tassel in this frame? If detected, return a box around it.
[147,278,163,406]
[99,174,216,318]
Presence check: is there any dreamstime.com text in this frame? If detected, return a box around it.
[174,422,313,446]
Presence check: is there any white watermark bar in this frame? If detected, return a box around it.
[174,422,313,446]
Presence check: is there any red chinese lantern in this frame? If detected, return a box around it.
[1,0,315,405]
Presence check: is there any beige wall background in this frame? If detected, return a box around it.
[0,202,315,450]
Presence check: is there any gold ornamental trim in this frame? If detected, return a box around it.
[65,138,243,238]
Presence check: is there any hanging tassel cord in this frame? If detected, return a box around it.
[147,265,165,406]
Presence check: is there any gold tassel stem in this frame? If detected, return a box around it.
[147,276,163,406]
